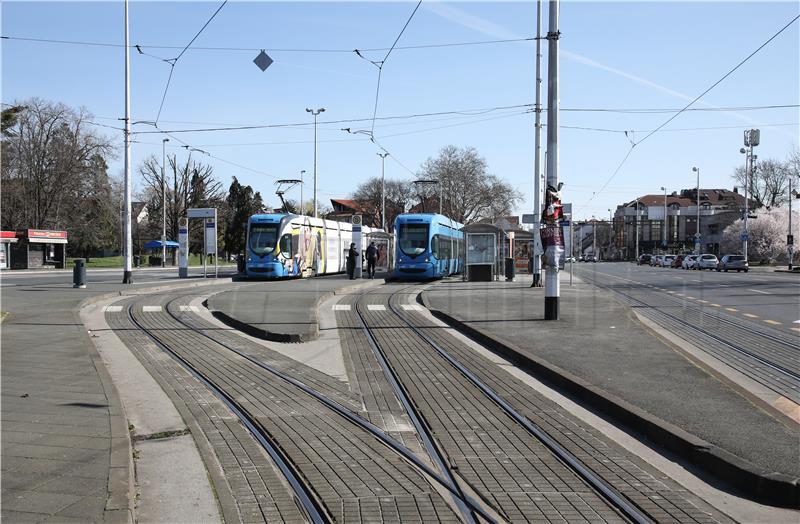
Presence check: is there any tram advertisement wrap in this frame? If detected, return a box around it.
[540,224,564,269]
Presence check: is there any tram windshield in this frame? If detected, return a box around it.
[399,224,429,256]
[249,223,279,255]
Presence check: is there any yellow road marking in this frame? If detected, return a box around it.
[791,327,800,333]
[725,308,738,312]
[764,319,782,325]
[743,313,758,318]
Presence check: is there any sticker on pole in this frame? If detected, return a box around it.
[540,224,564,269]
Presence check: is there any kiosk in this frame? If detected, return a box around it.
[9,229,68,270]
[462,223,504,282]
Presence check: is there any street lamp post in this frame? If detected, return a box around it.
[378,152,389,230]
[692,167,701,254]
[660,186,667,252]
[305,107,325,218]
[789,176,794,270]
[162,138,169,267]
[740,129,760,261]
[543,0,561,320]
[122,0,133,284]
[608,209,613,261]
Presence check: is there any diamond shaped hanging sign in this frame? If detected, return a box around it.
[253,50,273,72]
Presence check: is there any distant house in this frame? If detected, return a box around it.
[328,198,404,231]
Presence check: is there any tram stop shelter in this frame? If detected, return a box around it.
[365,231,394,274]
[5,229,68,270]
[143,240,179,266]
[462,223,506,281]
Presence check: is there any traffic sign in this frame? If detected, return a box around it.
[741,233,749,241]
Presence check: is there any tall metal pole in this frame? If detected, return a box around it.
[306,107,325,218]
[532,0,543,288]
[378,152,389,230]
[743,146,750,259]
[693,166,700,254]
[161,138,169,267]
[660,186,667,252]
[608,209,613,260]
[300,170,305,215]
[635,196,639,261]
[788,176,794,270]
[543,0,560,320]
[122,0,133,284]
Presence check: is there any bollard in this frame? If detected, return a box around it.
[505,257,515,281]
[73,258,87,289]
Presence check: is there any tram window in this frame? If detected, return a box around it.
[279,234,293,257]
[399,224,429,256]
[249,223,279,255]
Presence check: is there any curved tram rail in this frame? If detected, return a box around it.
[353,286,653,524]
[126,303,328,524]
[577,270,800,401]
[132,295,497,523]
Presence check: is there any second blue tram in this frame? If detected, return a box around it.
[393,213,464,280]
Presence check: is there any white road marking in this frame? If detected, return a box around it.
[725,308,739,312]
[367,305,386,311]
[793,320,800,324]
[401,304,424,311]
[142,306,162,312]
[764,319,782,326]
[333,304,351,311]
[743,313,758,318]
[105,305,123,313]
[178,305,198,312]
[748,288,771,295]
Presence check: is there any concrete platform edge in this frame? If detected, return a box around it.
[419,291,800,509]
[75,277,235,522]
[207,277,383,342]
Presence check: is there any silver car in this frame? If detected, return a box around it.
[696,254,719,270]
[717,254,748,272]
[682,255,698,269]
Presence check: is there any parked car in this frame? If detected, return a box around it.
[682,254,698,269]
[696,254,719,270]
[650,255,662,267]
[662,255,676,268]
[586,254,598,262]
[717,254,748,272]
[638,254,652,265]
[671,255,685,268]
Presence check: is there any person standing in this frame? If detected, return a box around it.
[366,241,378,279]
[346,242,358,279]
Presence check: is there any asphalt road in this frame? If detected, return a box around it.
[0,266,237,289]
[573,262,800,331]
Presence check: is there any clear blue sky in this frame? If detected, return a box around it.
[3,1,798,221]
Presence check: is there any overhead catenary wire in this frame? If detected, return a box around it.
[152,0,229,125]
[575,13,800,215]
[1,34,537,53]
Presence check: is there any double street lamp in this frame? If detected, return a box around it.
[305,107,325,218]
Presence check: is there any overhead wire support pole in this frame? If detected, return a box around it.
[531,0,543,288]
[544,0,560,320]
[122,0,133,284]
[306,107,325,218]
[378,152,389,230]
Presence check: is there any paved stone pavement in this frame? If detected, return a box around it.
[421,276,800,505]
[1,269,233,523]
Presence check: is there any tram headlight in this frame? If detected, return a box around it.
[247,256,252,262]
[424,257,429,262]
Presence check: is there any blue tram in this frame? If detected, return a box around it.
[393,213,464,280]
[246,213,380,278]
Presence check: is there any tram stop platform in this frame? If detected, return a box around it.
[207,274,384,342]
[420,275,800,507]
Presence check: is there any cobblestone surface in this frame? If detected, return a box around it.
[385,283,730,523]
[107,291,458,523]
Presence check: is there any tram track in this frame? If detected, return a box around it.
[351,285,654,524]
[575,269,800,402]
[124,293,493,523]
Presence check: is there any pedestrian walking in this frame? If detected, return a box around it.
[346,242,358,279]
[366,241,378,279]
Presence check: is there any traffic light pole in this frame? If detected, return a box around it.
[531,0,543,288]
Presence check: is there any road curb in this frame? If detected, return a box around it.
[207,277,384,343]
[76,276,236,522]
[419,291,800,509]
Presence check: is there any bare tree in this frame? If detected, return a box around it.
[732,157,792,209]
[137,153,224,254]
[351,177,413,231]
[417,145,523,224]
[1,99,115,231]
